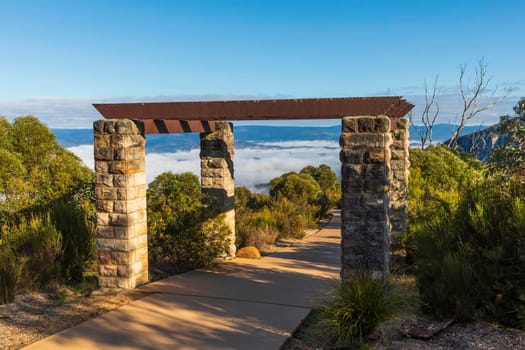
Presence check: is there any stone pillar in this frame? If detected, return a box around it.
[94,119,148,289]
[200,121,236,257]
[389,118,410,238]
[340,116,392,282]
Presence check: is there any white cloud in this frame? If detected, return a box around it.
[67,140,340,192]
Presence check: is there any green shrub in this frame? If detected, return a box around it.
[271,197,317,238]
[147,172,231,272]
[0,248,26,304]
[50,184,96,283]
[319,275,394,348]
[406,146,482,262]
[415,179,525,327]
[1,215,62,297]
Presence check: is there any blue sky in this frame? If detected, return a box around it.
[1,0,524,127]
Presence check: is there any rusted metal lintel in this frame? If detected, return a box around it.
[139,119,217,134]
[94,97,414,134]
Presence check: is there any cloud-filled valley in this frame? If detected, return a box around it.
[68,140,341,192]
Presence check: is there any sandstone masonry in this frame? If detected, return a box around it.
[389,119,410,238]
[340,116,393,283]
[94,119,148,289]
[200,121,236,257]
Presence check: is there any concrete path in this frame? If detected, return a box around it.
[24,214,341,350]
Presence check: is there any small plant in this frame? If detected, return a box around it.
[318,275,394,348]
[236,246,261,259]
[0,249,26,304]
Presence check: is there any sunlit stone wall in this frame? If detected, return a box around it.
[94,119,148,289]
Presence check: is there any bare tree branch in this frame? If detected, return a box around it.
[448,59,512,150]
[409,75,440,149]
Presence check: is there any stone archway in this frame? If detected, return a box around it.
[92,97,412,289]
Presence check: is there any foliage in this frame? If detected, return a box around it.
[50,183,96,283]
[235,165,339,249]
[0,215,62,304]
[490,97,525,181]
[414,179,525,327]
[0,115,92,224]
[300,164,341,214]
[270,171,321,204]
[0,248,24,304]
[407,146,482,260]
[236,246,261,259]
[0,115,95,302]
[318,275,395,348]
[147,172,231,272]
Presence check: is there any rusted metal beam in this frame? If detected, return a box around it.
[94,97,413,120]
[94,97,414,134]
[139,119,217,134]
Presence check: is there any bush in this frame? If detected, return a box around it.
[236,246,261,259]
[147,172,231,272]
[50,184,96,283]
[318,275,394,348]
[415,179,525,327]
[407,146,482,262]
[0,248,25,304]
[0,214,62,303]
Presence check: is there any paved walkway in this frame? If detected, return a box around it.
[24,214,341,350]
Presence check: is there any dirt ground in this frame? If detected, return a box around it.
[0,289,149,350]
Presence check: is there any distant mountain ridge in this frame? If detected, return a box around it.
[53,123,488,152]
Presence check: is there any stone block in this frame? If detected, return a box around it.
[339,149,363,164]
[96,174,113,187]
[113,226,134,239]
[392,129,408,141]
[110,252,132,265]
[96,200,113,212]
[362,193,387,209]
[114,147,144,161]
[375,117,391,132]
[363,164,387,177]
[117,265,130,278]
[96,226,114,238]
[94,147,114,161]
[341,164,361,178]
[364,149,390,164]
[358,117,376,132]
[97,238,133,252]
[98,251,112,265]
[96,212,110,226]
[342,193,362,207]
[342,210,366,225]
[341,177,363,193]
[397,118,409,129]
[340,133,392,149]
[95,161,109,174]
[342,117,358,133]
[364,179,389,193]
[110,135,145,148]
[391,149,406,160]
[94,134,111,149]
[99,264,117,277]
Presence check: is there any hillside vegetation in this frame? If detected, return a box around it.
[0,116,95,303]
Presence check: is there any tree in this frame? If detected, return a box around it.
[269,172,321,205]
[300,164,341,213]
[447,59,512,150]
[409,76,440,149]
[410,60,510,150]
[490,98,525,181]
[0,116,92,220]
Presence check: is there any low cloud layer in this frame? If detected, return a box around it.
[68,140,341,192]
